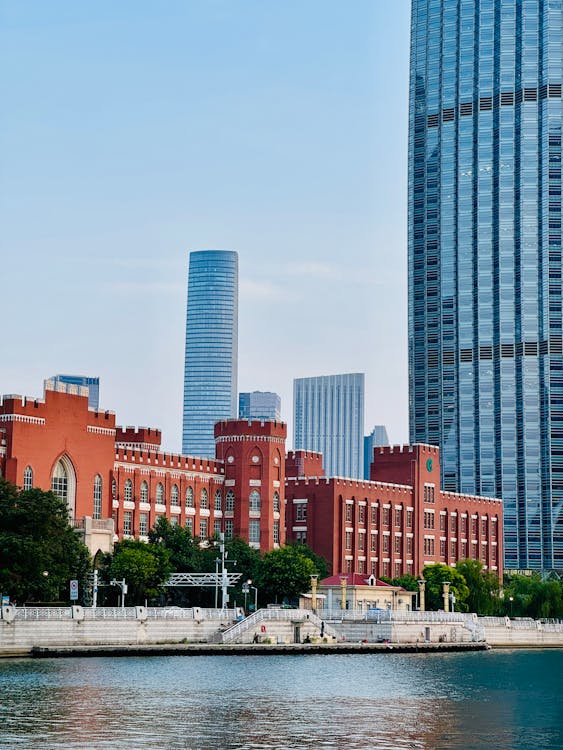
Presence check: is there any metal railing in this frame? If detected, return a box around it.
[220,608,338,643]
[14,607,74,621]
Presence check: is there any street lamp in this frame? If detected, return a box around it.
[249,583,258,613]
[310,574,318,612]
[509,595,514,618]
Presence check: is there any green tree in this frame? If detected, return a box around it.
[254,545,318,605]
[103,539,171,605]
[455,559,500,615]
[422,563,470,612]
[386,574,420,592]
[0,479,91,603]
[288,543,330,580]
[503,574,563,619]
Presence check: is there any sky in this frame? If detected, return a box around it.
[0,1,411,454]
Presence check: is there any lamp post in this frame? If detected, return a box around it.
[509,595,514,618]
[249,584,258,613]
[310,574,318,612]
[340,576,348,610]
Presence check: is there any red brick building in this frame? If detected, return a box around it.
[0,382,503,578]
[285,443,503,578]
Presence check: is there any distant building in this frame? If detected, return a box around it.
[47,375,100,409]
[294,373,364,478]
[364,425,389,480]
[238,391,281,421]
[182,250,238,457]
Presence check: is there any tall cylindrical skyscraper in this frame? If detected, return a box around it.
[182,250,238,456]
[408,0,563,571]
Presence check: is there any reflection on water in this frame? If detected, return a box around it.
[1,651,562,750]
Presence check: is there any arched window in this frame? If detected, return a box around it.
[156,483,164,505]
[93,475,103,519]
[226,490,235,512]
[140,481,149,502]
[214,490,222,512]
[249,490,261,512]
[124,479,133,502]
[273,491,280,514]
[186,486,194,508]
[171,484,180,506]
[23,465,34,491]
[51,455,77,518]
[200,488,208,509]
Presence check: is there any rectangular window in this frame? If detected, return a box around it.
[440,538,446,557]
[199,519,208,539]
[481,518,487,537]
[406,510,413,528]
[423,537,435,556]
[358,559,365,574]
[224,519,234,540]
[394,535,401,554]
[394,562,401,578]
[370,533,377,552]
[186,517,193,533]
[295,530,307,544]
[123,511,132,536]
[440,514,446,531]
[383,507,390,526]
[461,516,468,534]
[382,535,389,553]
[345,531,352,550]
[406,536,413,555]
[471,517,478,535]
[451,541,456,558]
[139,513,148,536]
[371,506,377,524]
[170,515,179,527]
[394,508,402,527]
[424,511,435,530]
[359,505,365,524]
[249,519,260,544]
[451,516,457,533]
[214,520,222,537]
[358,534,365,551]
[296,503,307,522]
[345,504,352,522]
[273,521,280,544]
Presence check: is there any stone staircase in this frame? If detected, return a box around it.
[214,608,338,644]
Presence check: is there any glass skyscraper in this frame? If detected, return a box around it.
[409,0,563,571]
[47,375,100,410]
[182,250,238,456]
[239,391,281,421]
[294,373,364,479]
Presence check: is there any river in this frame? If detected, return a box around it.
[0,650,561,749]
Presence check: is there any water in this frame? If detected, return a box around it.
[0,650,561,750]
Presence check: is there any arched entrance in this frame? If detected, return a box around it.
[51,455,77,519]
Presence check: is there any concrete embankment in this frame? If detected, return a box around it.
[29,641,489,658]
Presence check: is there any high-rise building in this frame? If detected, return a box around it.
[408,0,563,571]
[293,373,364,478]
[363,425,389,480]
[182,250,238,456]
[238,391,281,421]
[47,375,100,409]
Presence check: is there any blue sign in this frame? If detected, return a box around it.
[69,580,79,601]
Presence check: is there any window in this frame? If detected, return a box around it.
[139,512,148,536]
[382,535,390,553]
[93,475,103,520]
[394,562,401,578]
[171,485,180,506]
[461,516,468,534]
[346,559,353,573]
[423,537,435,556]
[156,483,164,505]
[358,534,365,551]
[407,536,413,554]
[273,521,280,544]
[345,504,352,522]
[23,466,33,491]
[200,488,208,509]
[440,514,446,531]
[123,511,132,536]
[382,507,390,526]
[214,520,222,536]
[249,519,260,544]
[112,478,117,501]
[52,461,69,504]
[424,485,435,503]
[481,518,488,536]
[296,503,307,522]
[224,519,234,539]
[471,517,478,535]
[406,510,413,528]
[394,535,401,554]
[371,506,377,524]
[450,515,457,533]
[273,491,280,513]
[170,516,179,527]
[214,490,222,512]
[295,530,307,544]
[186,486,194,508]
[345,531,352,550]
[140,481,149,503]
[359,505,365,524]
[424,511,435,530]
[370,533,377,552]
[199,519,208,538]
[226,490,235,512]
[440,539,446,557]
[394,508,402,527]
[186,517,194,533]
[358,559,365,574]
[249,490,261,512]
[451,541,456,558]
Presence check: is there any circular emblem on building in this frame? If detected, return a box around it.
[252,455,260,463]
[426,458,433,472]
[227,455,234,464]
[273,457,279,465]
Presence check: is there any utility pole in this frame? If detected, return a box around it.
[92,569,99,608]
[218,533,236,609]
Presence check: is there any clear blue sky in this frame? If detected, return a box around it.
[0,1,411,452]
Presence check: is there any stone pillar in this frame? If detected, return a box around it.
[340,576,348,610]
[443,581,450,613]
[310,575,318,611]
[418,579,426,611]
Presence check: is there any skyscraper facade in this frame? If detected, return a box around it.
[182,250,238,457]
[409,0,563,570]
[363,425,389,480]
[238,391,281,421]
[293,373,364,479]
[47,375,100,410]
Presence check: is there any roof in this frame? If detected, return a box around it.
[320,573,393,588]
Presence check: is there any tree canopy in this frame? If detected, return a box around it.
[100,539,171,605]
[254,545,320,605]
[0,479,91,603]
[421,563,470,612]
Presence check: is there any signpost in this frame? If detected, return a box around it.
[69,579,79,602]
